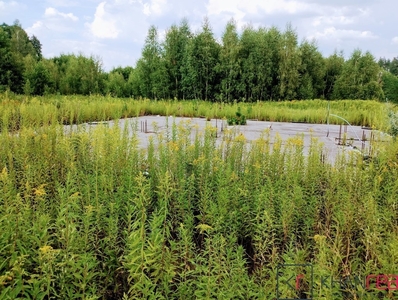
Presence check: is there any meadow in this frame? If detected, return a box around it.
[0,92,392,131]
[1,94,398,299]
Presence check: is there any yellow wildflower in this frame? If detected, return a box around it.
[253,162,261,169]
[230,171,239,181]
[192,155,205,166]
[196,224,213,234]
[168,141,179,152]
[33,184,46,197]
[313,234,326,243]
[234,133,246,142]
[0,167,7,181]
[85,205,95,213]
[39,245,53,254]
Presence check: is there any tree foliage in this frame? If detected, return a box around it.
[277,24,301,100]
[0,20,393,101]
[218,19,241,102]
[180,18,220,101]
[333,50,383,100]
[382,71,398,103]
[298,40,325,100]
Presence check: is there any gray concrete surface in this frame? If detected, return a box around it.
[67,116,390,165]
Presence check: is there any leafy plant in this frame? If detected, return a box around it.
[227,107,247,125]
[388,109,398,138]
[0,97,398,299]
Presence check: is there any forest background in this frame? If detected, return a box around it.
[1,18,398,103]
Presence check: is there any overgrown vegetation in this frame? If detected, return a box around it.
[0,94,392,131]
[227,107,247,125]
[388,110,398,138]
[1,105,398,298]
[1,16,398,299]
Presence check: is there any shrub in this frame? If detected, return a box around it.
[227,107,247,125]
[388,109,398,138]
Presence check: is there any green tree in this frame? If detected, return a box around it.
[378,57,391,71]
[180,37,196,99]
[30,35,42,60]
[163,19,192,99]
[0,27,11,91]
[218,19,241,102]
[127,68,141,98]
[381,71,398,103]
[181,18,220,101]
[30,61,51,95]
[105,67,132,97]
[54,54,104,95]
[378,57,398,76]
[0,22,43,93]
[323,51,344,99]
[239,26,273,101]
[136,25,169,99]
[266,27,283,100]
[297,40,325,99]
[107,72,127,97]
[277,24,301,100]
[390,57,398,76]
[9,22,36,58]
[106,66,135,97]
[333,50,383,99]
[0,25,25,93]
[41,59,58,94]
[23,54,37,94]
[23,55,55,95]
[111,66,134,81]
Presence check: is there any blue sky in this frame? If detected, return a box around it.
[1,0,397,71]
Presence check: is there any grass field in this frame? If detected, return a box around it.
[1,94,398,299]
[0,93,394,131]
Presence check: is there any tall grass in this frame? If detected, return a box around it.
[0,93,394,132]
[1,113,398,299]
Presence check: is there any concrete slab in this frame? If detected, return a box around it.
[66,116,388,165]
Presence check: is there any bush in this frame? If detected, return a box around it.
[388,109,398,138]
[227,107,247,125]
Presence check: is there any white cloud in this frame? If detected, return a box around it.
[45,0,79,7]
[0,0,17,9]
[310,6,369,27]
[26,6,81,38]
[27,20,44,31]
[25,21,43,36]
[143,0,167,16]
[312,15,354,26]
[44,7,79,21]
[310,27,378,41]
[0,0,25,16]
[207,0,316,18]
[88,2,120,39]
[206,0,332,35]
[15,0,398,71]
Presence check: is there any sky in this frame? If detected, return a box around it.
[1,0,397,71]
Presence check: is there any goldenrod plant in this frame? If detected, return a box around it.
[1,97,398,299]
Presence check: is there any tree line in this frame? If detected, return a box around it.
[1,19,398,102]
